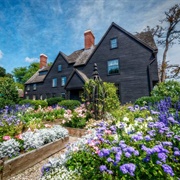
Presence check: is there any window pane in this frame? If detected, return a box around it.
[111,38,117,48]
[61,77,66,86]
[33,84,36,90]
[108,59,119,75]
[52,78,57,87]
[58,65,62,72]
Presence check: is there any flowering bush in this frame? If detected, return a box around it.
[41,98,180,179]
[62,104,88,128]
[0,125,69,159]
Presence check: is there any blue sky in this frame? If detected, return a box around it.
[0,0,179,74]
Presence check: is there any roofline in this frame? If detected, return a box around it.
[76,22,157,67]
[64,68,89,89]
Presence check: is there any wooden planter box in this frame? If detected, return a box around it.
[65,127,86,137]
[0,137,69,180]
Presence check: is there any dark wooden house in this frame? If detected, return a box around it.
[24,22,159,104]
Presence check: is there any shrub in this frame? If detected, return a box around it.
[135,96,164,106]
[0,98,15,109]
[82,79,120,119]
[47,97,64,106]
[151,80,180,103]
[58,100,81,110]
[19,100,48,110]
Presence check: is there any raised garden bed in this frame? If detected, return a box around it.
[65,127,86,137]
[0,137,69,180]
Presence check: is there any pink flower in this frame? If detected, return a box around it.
[15,134,23,140]
[105,130,112,135]
[44,124,52,128]
[3,136,11,141]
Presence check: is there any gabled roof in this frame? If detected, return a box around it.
[24,66,50,84]
[65,69,89,89]
[67,22,157,67]
[134,31,157,50]
[25,22,157,85]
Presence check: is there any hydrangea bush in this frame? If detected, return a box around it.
[41,98,180,179]
[0,125,68,159]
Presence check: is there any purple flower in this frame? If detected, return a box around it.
[156,160,162,165]
[162,141,172,147]
[111,147,121,153]
[120,163,136,176]
[174,151,180,156]
[143,155,151,162]
[107,157,114,163]
[174,135,180,141]
[161,164,174,176]
[107,170,113,174]
[99,165,107,172]
[147,130,156,137]
[98,148,110,157]
[125,152,132,158]
[144,135,152,141]
[134,150,139,156]
[115,152,121,162]
[131,133,143,141]
[158,153,167,162]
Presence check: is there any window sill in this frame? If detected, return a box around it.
[107,73,120,76]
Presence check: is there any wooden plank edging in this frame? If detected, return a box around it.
[64,127,86,137]
[2,136,69,180]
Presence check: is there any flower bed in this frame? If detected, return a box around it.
[0,125,69,179]
[41,98,180,180]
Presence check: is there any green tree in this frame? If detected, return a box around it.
[12,67,27,84]
[0,77,19,103]
[0,66,6,77]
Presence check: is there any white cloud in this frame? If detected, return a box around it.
[0,50,3,59]
[25,57,39,63]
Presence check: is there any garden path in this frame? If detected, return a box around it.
[7,136,79,180]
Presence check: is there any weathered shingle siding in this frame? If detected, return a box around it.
[66,73,84,90]
[79,26,156,103]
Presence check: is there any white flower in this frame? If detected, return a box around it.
[123,117,129,122]
[146,116,153,121]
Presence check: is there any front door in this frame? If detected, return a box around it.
[70,89,83,101]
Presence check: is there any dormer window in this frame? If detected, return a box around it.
[110,38,118,49]
[58,65,62,72]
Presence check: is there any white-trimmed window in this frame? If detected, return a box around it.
[58,65,62,72]
[52,78,57,87]
[33,95,36,100]
[26,85,30,91]
[108,59,119,75]
[61,77,66,86]
[110,38,118,49]
[33,84,37,90]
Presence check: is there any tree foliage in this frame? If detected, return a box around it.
[12,62,39,84]
[140,4,180,81]
[0,77,19,103]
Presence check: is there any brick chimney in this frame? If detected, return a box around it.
[40,54,47,69]
[84,30,95,49]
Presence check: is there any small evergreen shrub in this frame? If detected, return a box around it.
[58,100,81,110]
[47,97,64,106]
